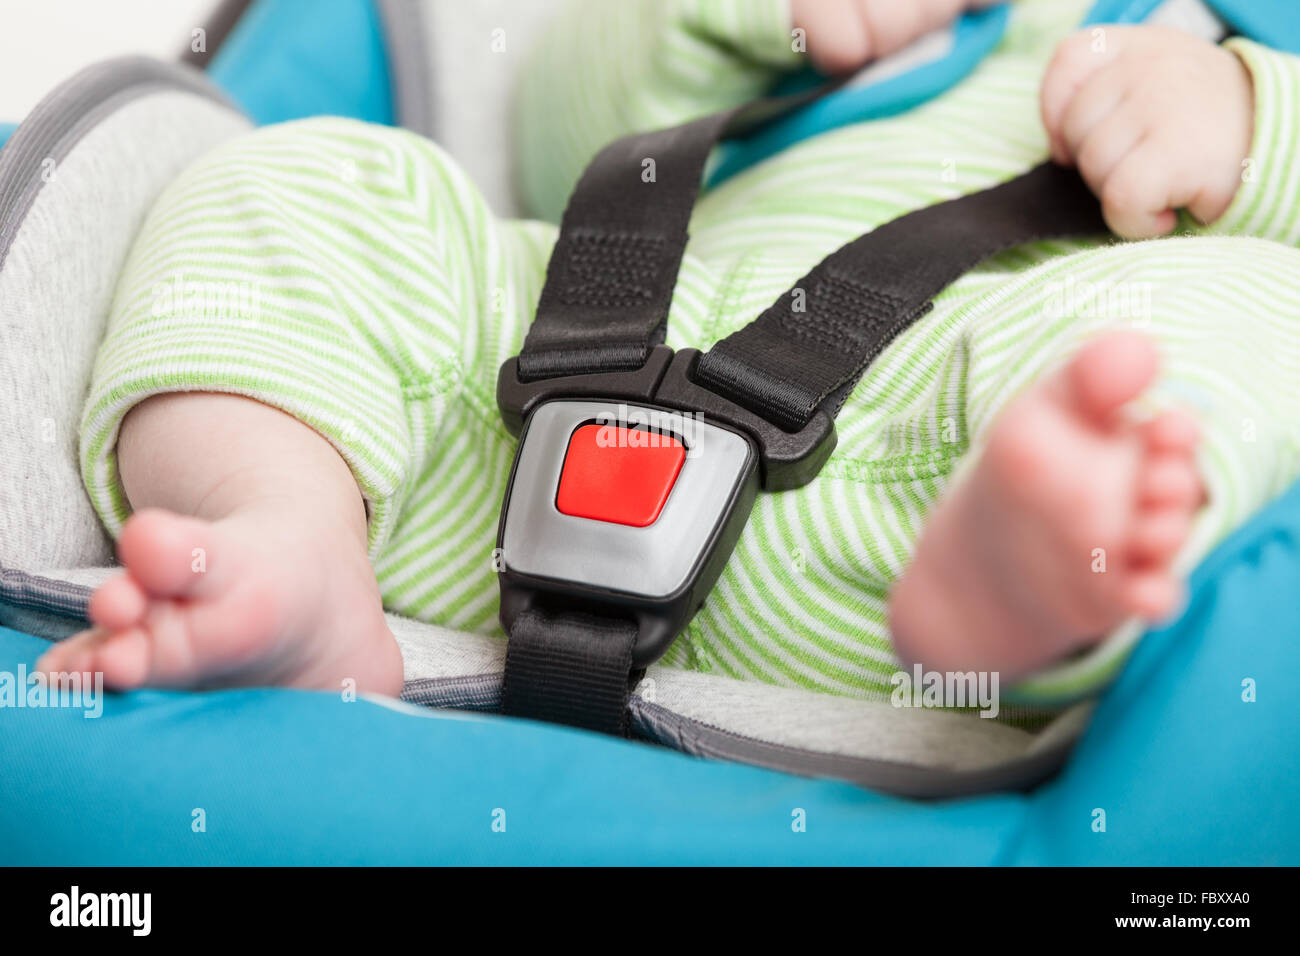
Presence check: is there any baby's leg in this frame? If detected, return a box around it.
[39,117,542,694]
[37,392,402,694]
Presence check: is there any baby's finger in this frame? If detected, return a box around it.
[1040,28,1125,164]
[793,0,872,75]
[855,0,924,61]
[1100,140,1182,239]
[1060,65,1130,166]
[1075,103,1145,198]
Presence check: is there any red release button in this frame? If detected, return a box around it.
[556,424,686,527]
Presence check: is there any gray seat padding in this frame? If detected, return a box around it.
[0,58,252,572]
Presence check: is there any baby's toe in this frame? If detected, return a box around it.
[1064,330,1159,422]
[1140,408,1200,455]
[117,509,222,600]
[88,574,149,631]
[1122,570,1185,622]
[36,629,102,676]
[1129,507,1193,564]
[34,638,73,674]
[92,628,153,689]
[1138,454,1203,508]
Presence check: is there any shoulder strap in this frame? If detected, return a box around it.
[518,86,841,382]
[515,95,1105,439]
[696,162,1105,431]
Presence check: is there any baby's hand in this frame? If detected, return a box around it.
[791,0,1006,76]
[1041,26,1255,239]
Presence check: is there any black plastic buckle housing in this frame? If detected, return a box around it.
[497,346,836,491]
[496,399,759,665]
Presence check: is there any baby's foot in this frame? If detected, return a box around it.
[36,504,404,695]
[889,331,1203,680]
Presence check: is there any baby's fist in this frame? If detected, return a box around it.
[792,0,1006,76]
[1041,25,1255,239]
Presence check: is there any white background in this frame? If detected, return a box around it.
[0,0,213,121]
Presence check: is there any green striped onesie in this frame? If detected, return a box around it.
[80,0,1300,710]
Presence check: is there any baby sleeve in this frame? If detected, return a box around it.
[514,0,803,222]
[1189,38,1300,247]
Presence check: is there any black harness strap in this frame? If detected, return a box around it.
[501,609,641,734]
[694,162,1108,431]
[519,86,841,383]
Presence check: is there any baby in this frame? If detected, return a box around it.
[37,0,1300,711]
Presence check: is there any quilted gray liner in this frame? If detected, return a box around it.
[0,55,1088,799]
[0,564,97,622]
[402,671,1089,798]
[0,56,238,269]
[375,0,437,137]
[1,60,254,576]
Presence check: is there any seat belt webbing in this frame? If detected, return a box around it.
[501,608,641,735]
[520,106,1107,432]
[696,162,1107,431]
[518,86,840,383]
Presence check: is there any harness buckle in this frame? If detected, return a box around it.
[497,396,758,665]
[495,345,836,666]
[653,348,836,492]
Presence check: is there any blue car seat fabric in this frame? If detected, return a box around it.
[1012,479,1300,865]
[0,627,1018,866]
[1147,0,1300,51]
[4,479,1298,865]
[206,0,394,127]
